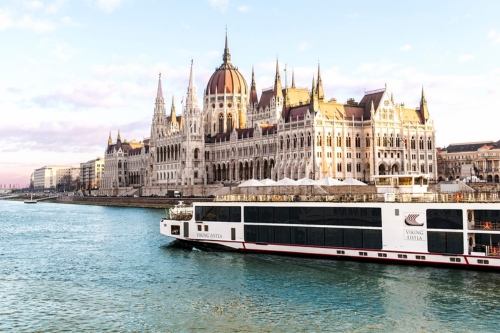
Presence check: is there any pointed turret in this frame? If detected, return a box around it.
[249,65,258,106]
[117,129,121,143]
[316,63,324,101]
[391,92,394,104]
[156,73,164,103]
[222,30,231,64]
[420,86,429,121]
[170,95,177,124]
[108,132,112,145]
[273,58,283,99]
[185,59,198,111]
[310,75,318,112]
[291,69,296,89]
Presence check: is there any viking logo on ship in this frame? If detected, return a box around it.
[404,213,424,226]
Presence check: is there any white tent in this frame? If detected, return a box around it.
[276,177,298,186]
[260,178,277,186]
[341,178,367,186]
[297,177,315,185]
[238,179,264,187]
[315,177,342,186]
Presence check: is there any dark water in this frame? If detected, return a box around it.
[1,200,499,332]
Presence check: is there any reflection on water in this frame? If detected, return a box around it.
[1,200,499,332]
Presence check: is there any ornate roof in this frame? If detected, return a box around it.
[205,33,248,96]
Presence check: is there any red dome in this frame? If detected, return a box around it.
[206,64,248,96]
[205,34,248,96]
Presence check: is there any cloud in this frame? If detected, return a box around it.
[355,61,398,75]
[298,42,308,52]
[208,0,230,12]
[399,44,412,51]
[95,0,127,13]
[22,0,67,14]
[23,1,44,10]
[17,14,57,32]
[53,42,79,61]
[0,8,14,29]
[487,29,500,44]
[459,54,473,63]
[237,5,249,12]
[347,13,361,19]
[60,16,83,27]
[33,80,126,108]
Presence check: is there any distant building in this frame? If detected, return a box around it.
[33,165,79,190]
[80,157,104,192]
[101,33,438,196]
[101,133,149,196]
[437,140,500,182]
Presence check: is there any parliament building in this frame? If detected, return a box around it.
[101,34,437,196]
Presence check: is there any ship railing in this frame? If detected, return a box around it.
[215,192,500,203]
[469,221,500,231]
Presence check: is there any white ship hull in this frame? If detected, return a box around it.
[160,199,500,270]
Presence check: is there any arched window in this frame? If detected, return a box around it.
[194,148,199,159]
[377,134,381,147]
[317,133,322,146]
[346,134,351,148]
[429,163,433,173]
[218,114,224,133]
[336,134,342,147]
[366,134,370,148]
[287,135,290,149]
[293,134,297,149]
[427,137,432,150]
[300,133,304,148]
[227,114,233,133]
[280,136,284,150]
[419,136,424,149]
[307,133,312,147]
[396,135,400,148]
[326,133,332,146]
[355,134,360,148]
[411,136,416,149]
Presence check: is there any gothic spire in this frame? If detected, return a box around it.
[420,86,429,121]
[291,69,296,88]
[171,95,177,123]
[222,29,231,64]
[249,65,258,106]
[274,58,283,98]
[186,59,198,110]
[156,72,163,102]
[316,62,324,100]
[117,129,121,143]
[108,132,112,145]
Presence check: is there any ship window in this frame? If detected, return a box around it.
[478,259,489,264]
[337,250,345,255]
[359,252,368,256]
[274,207,290,224]
[204,225,208,231]
[197,225,201,231]
[196,206,242,222]
[274,226,291,244]
[416,255,426,260]
[344,229,363,248]
[426,209,463,229]
[363,230,382,249]
[244,225,258,242]
[397,254,408,259]
[395,209,399,216]
[258,225,274,243]
[325,228,343,247]
[427,231,464,254]
[450,257,462,262]
[307,227,325,246]
[291,227,307,244]
[378,253,387,258]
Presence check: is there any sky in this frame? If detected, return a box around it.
[1,0,500,187]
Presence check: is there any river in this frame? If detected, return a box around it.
[1,200,498,332]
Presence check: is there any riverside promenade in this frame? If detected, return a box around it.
[57,196,213,208]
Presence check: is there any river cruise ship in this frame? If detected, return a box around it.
[160,174,500,270]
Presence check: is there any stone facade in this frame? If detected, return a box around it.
[101,34,438,196]
[437,140,500,182]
